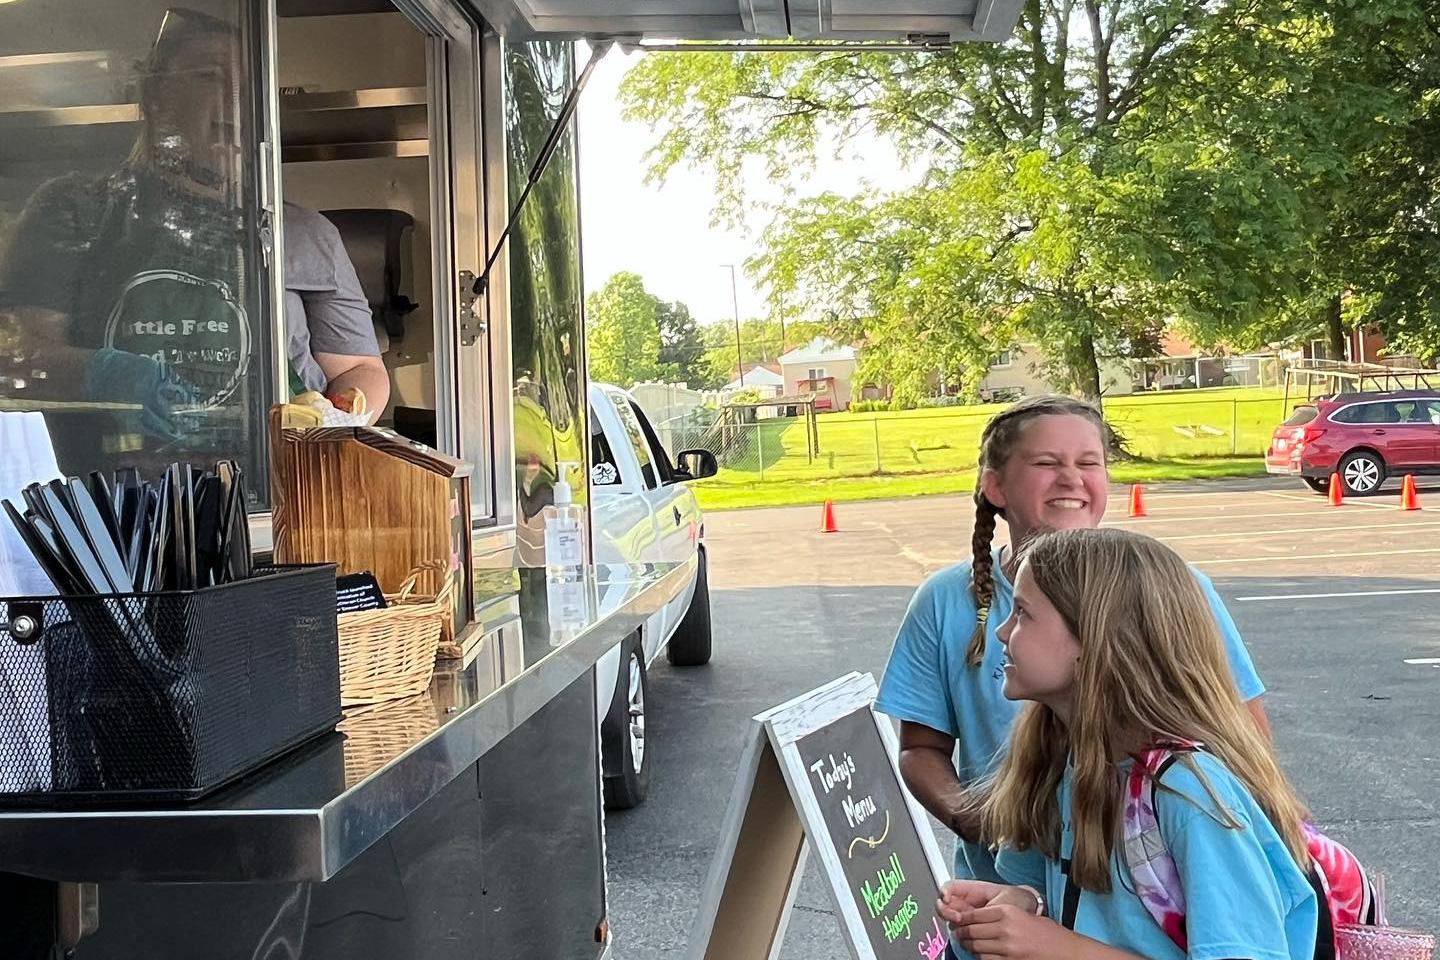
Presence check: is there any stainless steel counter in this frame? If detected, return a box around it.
[0,560,690,885]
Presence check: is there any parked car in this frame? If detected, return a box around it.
[588,383,718,809]
[1265,390,1440,496]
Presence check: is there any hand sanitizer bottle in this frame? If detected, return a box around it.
[544,461,584,580]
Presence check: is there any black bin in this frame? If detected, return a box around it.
[0,565,341,804]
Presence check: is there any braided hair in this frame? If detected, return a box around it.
[966,395,1110,666]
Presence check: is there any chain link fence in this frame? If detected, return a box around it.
[661,393,1291,483]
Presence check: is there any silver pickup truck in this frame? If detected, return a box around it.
[589,382,718,808]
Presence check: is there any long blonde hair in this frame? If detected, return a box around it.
[982,527,1309,891]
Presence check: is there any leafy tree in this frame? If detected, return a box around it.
[587,272,666,386]
[587,273,723,385]
[1119,1,1436,364]
[728,387,763,405]
[1339,4,1440,362]
[655,299,717,386]
[621,0,1436,399]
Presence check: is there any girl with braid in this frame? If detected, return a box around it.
[872,395,1268,960]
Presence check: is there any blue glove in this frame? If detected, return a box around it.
[84,347,198,441]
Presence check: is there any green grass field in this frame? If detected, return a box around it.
[691,387,1286,511]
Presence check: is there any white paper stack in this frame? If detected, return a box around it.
[0,411,60,791]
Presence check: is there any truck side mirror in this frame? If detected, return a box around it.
[675,449,718,481]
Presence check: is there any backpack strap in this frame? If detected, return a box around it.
[1121,742,1201,951]
[1060,857,1080,930]
[1064,741,1197,942]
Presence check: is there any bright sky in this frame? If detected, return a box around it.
[576,44,921,328]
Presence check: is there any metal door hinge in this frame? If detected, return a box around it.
[458,270,486,346]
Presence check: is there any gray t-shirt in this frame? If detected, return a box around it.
[0,175,378,397]
[283,204,381,393]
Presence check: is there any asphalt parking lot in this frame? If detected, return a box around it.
[605,476,1440,957]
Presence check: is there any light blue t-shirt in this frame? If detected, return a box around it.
[994,753,1317,960]
[874,548,1265,885]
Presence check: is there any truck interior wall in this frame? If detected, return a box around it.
[278,11,436,426]
[278,11,424,88]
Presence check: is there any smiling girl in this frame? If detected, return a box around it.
[873,396,1267,950]
[938,529,1317,960]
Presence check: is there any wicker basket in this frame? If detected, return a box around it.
[337,694,440,786]
[337,562,451,707]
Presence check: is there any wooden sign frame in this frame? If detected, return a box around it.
[686,672,951,960]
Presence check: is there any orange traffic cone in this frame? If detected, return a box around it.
[1328,472,1344,507]
[820,499,839,533]
[1401,474,1421,511]
[1128,484,1147,518]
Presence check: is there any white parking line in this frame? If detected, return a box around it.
[1107,504,1343,521]
[1236,588,1440,602]
[1258,490,1395,509]
[1155,520,1440,543]
[1106,490,1284,504]
[1196,547,1440,566]
[1109,500,1321,514]
[1109,509,1373,526]
[1404,658,1440,665]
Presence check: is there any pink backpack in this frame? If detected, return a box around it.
[1118,742,1379,959]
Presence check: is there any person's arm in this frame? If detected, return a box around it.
[945,903,1147,960]
[289,207,390,421]
[0,179,96,393]
[314,352,390,419]
[899,721,984,842]
[1246,697,1272,740]
[1,307,90,391]
[940,884,1152,960]
[1194,568,1271,739]
[876,574,979,839]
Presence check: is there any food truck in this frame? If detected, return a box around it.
[0,0,1022,956]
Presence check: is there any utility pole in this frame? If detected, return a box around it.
[724,264,743,385]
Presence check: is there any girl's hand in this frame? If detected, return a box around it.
[985,885,1042,914]
[950,904,1074,960]
[936,879,1005,925]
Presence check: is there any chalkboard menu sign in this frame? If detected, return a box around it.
[687,672,950,960]
[796,707,945,958]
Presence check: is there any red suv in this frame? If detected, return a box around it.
[1266,390,1440,495]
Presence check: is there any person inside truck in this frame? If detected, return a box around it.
[0,7,388,452]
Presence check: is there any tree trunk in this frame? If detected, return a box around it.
[1070,329,1126,453]
[1085,0,1111,123]
[1027,0,1047,127]
[1082,333,1100,402]
[1325,294,1346,361]
[1075,330,1103,404]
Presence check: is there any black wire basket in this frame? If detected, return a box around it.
[0,565,341,804]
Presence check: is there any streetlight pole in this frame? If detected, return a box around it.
[724,264,743,385]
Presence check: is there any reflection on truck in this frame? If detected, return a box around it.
[0,7,386,483]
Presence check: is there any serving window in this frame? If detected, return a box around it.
[0,0,276,503]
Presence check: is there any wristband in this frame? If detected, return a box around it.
[1015,884,1046,916]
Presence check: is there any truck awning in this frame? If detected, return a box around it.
[468,0,1024,43]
